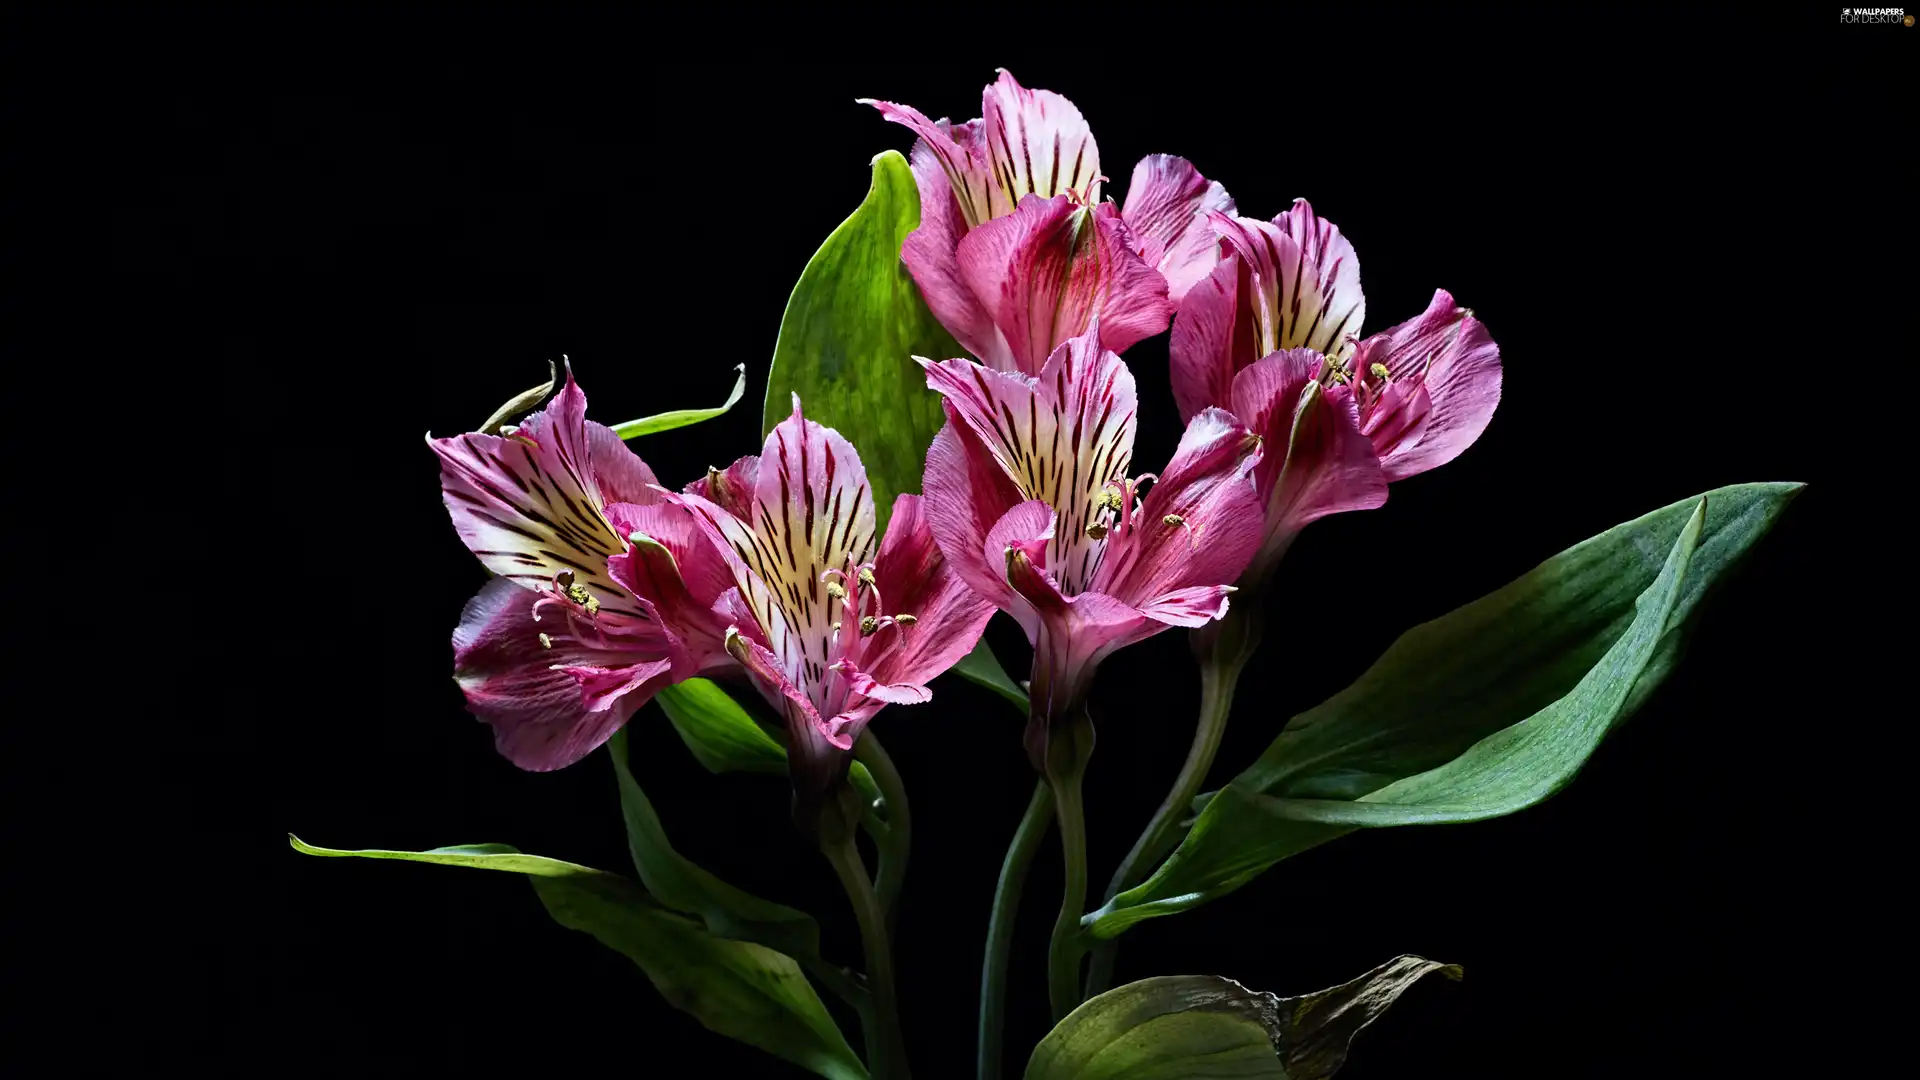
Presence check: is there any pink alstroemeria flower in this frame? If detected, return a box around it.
[919,326,1263,765]
[865,70,1235,375]
[1173,206,1502,573]
[431,371,738,771]
[672,397,995,796]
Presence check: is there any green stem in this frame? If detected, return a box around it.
[855,732,911,926]
[823,834,911,1080]
[978,781,1054,1080]
[1082,598,1264,999]
[801,955,871,1021]
[1045,760,1091,1022]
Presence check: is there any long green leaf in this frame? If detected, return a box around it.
[1025,957,1459,1080]
[949,637,1030,713]
[608,729,820,956]
[288,836,866,1080]
[1261,499,1699,827]
[656,678,886,820]
[763,149,964,533]
[1089,482,1800,938]
[610,363,747,440]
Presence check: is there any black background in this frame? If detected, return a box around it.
[8,4,1888,1074]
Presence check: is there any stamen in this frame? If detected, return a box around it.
[1369,362,1391,382]
[825,580,848,602]
[538,632,553,650]
[1085,521,1109,540]
[723,627,752,664]
[860,615,880,636]
[1164,513,1199,550]
[564,580,599,615]
[893,613,917,628]
[854,565,884,617]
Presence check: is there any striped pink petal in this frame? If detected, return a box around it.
[1089,406,1263,617]
[956,195,1172,375]
[1121,154,1236,304]
[920,330,1138,595]
[1230,349,1389,565]
[899,122,1013,369]
[452,578,675,772]
[1352,289,1502,482]
[673,394,877,712]
[981,69,1102,217]
[604,500,739,677]
[430,368,661,622]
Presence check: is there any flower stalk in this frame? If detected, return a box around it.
[854,732,911,927]
[820,786,912,1080]
[978,781,1053,1080]
[1083,588,1266,998]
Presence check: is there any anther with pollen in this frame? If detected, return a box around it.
[1369,363,1391,382]
[550,570,601,614]
[860,615,880,636]
[826,580,848,602]
[538,633,553,650]
[1163,513,1200,550]
[893,614,917,628]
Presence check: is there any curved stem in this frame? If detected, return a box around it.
[801,954,871,1020]
[1045,762,1090,1021]
[978,781,1054,1080]
[823,834,911,1080]
[1082,598,1264,999]
[855,732,911,925]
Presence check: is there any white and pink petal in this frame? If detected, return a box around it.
[981,69,1102,216]
[431,372,657,620]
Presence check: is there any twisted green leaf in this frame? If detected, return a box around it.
[1026,956,1459,1080]
[610,363,747,439]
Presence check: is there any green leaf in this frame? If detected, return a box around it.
[1090,482,1800,938]
[288,835,867,1080]
[1025,956,1459,1080]
[949,637,1030,713]
[608,729,820,957]
[763,149,964,533]
[660,678,789,775]
[656,678,887,823]
[610,363,747,440]
[289,835,598,876]
[1261,499,1700,827]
